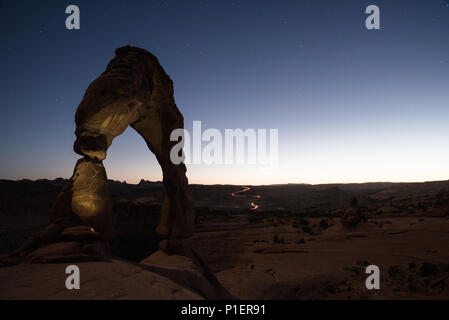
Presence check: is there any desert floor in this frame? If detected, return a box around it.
[1,215,448,299]
[194,216,449,299]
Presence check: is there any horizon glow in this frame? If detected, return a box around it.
[1,0,448,185]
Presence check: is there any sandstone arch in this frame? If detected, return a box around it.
[2,48,234,299]
[50,46,195,255]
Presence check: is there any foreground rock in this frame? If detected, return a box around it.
[0,259,202,300]
[0,247,233,300]
[2,223,111,266]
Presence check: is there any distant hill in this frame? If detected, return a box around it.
[1,178,448,217]
[1,178,448,257]
[0,178,164,216]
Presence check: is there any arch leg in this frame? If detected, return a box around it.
[131,108,195,256]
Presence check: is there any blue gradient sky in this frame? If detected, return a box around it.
[0,0,448,185]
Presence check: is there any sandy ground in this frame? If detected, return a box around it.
[193,216,449,299]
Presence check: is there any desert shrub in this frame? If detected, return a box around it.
[341,205,366,228]
[273,235,285,244]
[319,219,329,229]
[388,265,401,277]
[350,197,358,207]
[420,263,439,277]
[436,189,449,207]
[301,226,311,233]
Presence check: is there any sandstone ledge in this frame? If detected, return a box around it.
[0,259,203,300]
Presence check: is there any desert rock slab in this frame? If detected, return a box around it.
[0,259,202,300]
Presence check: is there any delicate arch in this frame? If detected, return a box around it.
[50,46,195,255]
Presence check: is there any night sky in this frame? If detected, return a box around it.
[1,0,448,185]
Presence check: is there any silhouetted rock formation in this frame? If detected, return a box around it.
[50,46,195,255]
[435,189,449,216]
[341,198,366,228]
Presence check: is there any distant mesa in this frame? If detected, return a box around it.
[138,179,162,186]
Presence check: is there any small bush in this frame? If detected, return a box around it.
[319,219,329,229]
[388,265,401,277]
[420,263,439,277]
